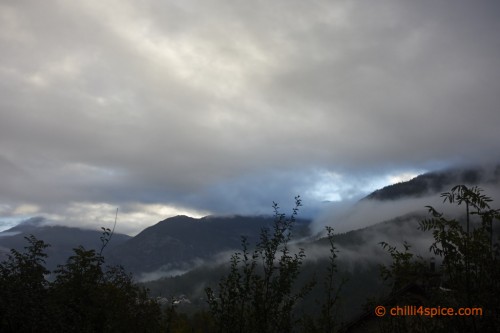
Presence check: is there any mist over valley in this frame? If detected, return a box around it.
[2,165,499,324]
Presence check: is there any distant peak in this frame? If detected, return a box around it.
[362,165,500,202]
[9,216,47,231]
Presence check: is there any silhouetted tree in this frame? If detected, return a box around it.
[380,185,500,332]
[0,235,51,332]
[317,226,347,333]
[0,230,164,332]
[206,196,314,333]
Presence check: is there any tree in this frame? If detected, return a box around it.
[419,185,500,332]
[316,226,347,333]
[0,235,51,332]
[380,185,500,332]
[0,228,164,332]
[206,196,314,333]
[379,241,427,291]
[49,246,163,332]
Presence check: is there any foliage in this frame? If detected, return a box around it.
[0,235,51,332]
[0,198,352,332]
[0,231,163,332]
[205,196,315,333]
[49,247,161,332]
[379,241,427,290]
[316,226,347,333]
[99,208,118,257]
[380,185,500,332]
[163,301,215,333]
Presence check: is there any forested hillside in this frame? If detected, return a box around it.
[1,182,499,332]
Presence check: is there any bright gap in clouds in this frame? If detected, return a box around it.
[51,203,211,236]
[388,172,422,184]
[306,169,425,204]
[0,202,210,236]
[0,170,423,234]
[366,170,425,194]
[306,171,344,202]
[0,203,38,232]
[0,217,29,232]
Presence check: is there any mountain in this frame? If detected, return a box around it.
[0,164,497,327]
[364,165,500,201]
[108,215,311,277]
[3,165,497,278]
[142,213,428,321]
[141,165,500,320]
[2,165,498,321]
[0,217,131,271]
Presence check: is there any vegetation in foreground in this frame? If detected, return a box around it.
[0,185,499,332]
[377,185,500,333]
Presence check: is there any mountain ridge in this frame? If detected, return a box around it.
[364,165,500,201]
[107,214,311,276]
[2,164,498,278]
[0,218,131,271]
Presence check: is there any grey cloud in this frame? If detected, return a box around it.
[313,178,500,236]
[1,0,500,232]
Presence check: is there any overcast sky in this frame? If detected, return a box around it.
[1,0,499,235]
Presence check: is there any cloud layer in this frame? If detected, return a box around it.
[1,0,500,234]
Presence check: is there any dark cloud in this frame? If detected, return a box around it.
[1,0,499,234]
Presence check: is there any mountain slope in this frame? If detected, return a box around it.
[108,215,311,276]
[141,165,500,320]
[364,165,500,201]
[0,217,131,270]
[142,213,429,321]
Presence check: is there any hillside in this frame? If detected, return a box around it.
[2,165,499,325]
[107,214,311,277]
[0,217,131,271]
[142,213,430,321]
[364,165,500,201]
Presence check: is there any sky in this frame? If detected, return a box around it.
[1,0,500,235]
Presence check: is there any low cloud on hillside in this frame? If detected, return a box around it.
[313,174,500,235]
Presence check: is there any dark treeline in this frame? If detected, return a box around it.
[0,234,162,332]
[1,186,499,332]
